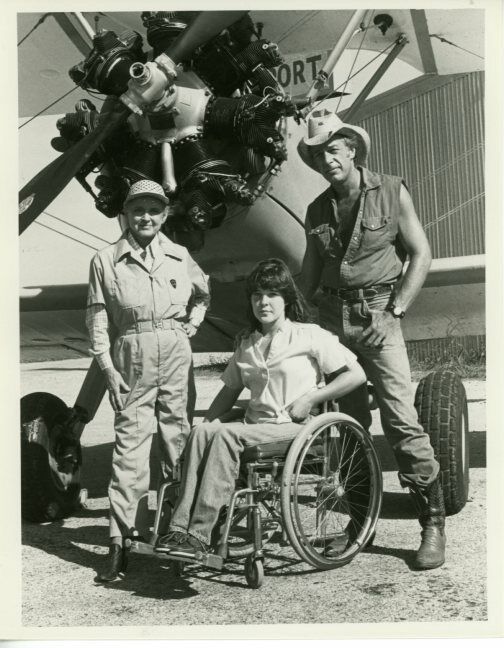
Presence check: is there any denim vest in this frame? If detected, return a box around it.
[305,167,407,289]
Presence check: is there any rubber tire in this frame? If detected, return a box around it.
[414,370,469,516]
[244,556,264,588]
[21,392,82,522]
[281,413,382,570]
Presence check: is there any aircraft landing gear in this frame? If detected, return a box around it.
[415,369,470,516]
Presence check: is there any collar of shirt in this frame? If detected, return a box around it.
[126,230,159,257]
[114,230,184,265]
[323,166,383,205]
[123,230,159,271]
[250,318,293,364]
[250,318,292,344]
[233,319,320,424]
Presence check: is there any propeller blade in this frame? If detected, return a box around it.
[166,11,248,63]
[19,12,248,234]
[19,103,129,234]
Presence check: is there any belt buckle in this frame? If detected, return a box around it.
[154,320,163,329]
[343,289,359,301]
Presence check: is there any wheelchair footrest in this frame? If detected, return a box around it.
[127,539,224,569]
[168,550,224,570]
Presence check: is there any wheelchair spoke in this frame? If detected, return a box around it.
[281,415,383,570]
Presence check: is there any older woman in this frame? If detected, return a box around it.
[86,179,210,581]
[155,258,366,556]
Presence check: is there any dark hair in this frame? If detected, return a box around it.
[244,258,310,332]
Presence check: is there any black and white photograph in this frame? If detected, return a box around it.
[3,0,503,640]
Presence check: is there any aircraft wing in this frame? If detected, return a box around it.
[250,9,484,75]
[18,9,484,119]
[20,254,485,363]
[20,283,243,361]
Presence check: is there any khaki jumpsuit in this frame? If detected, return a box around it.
[87,231,210,539]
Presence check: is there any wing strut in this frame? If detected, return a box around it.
[304,9,368,108]
[343,34,408,122]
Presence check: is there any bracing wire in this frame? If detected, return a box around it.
[96,11,136,32]
[18,56,103,130]
[430,34,484,60]
[18,87,79,130]
[275,11,320,45]
[310,40,396,113]
[336,11,374,113]
[33,220,106,251]
[17,13,53,46]
[42,211,112,245]
[18,11,102,129]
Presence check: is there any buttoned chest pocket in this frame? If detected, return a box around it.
[111,265,144,308]
[361,214,390,250]
[163,259,192,305]
[309,223,336,258]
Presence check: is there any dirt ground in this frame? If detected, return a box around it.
[14,359,493,638]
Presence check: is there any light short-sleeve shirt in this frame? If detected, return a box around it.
[221,319,357,424]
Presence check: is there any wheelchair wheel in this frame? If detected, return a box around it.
[244,556,264,588]
[281,413,382,570]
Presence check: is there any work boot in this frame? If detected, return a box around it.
[409,478,446,570]
[95,544,128,583]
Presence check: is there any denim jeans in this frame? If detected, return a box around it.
[319,292,439,489]
[169,420,301,544]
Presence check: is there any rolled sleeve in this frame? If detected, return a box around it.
[87,255,106,307]
[220,352,244,390]
[85,303,113,370]
[187,254,210,325]
[188,254,210,306]
[311,326,357,375]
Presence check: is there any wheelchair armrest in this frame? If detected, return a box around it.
[214,407,246,423]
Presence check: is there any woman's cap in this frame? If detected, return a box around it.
[124,180,169,206]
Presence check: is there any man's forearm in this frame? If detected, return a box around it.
[298,273,320,302]
[299,243,323,301]
[394,251,432,311]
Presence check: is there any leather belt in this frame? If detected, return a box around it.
[322,284,395,301]
[121,319,185,335]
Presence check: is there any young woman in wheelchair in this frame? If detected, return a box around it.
[155,258,366,557]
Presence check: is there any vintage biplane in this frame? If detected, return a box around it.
[18,9,484,524]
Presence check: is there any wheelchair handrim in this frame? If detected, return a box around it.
[280,413,382,569]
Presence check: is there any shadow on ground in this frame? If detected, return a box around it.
[80,428,486,499]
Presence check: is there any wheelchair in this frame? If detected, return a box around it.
[126,408,383,588]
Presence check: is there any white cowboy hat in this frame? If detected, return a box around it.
[297,108,370,170]
[124,179,170,206]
